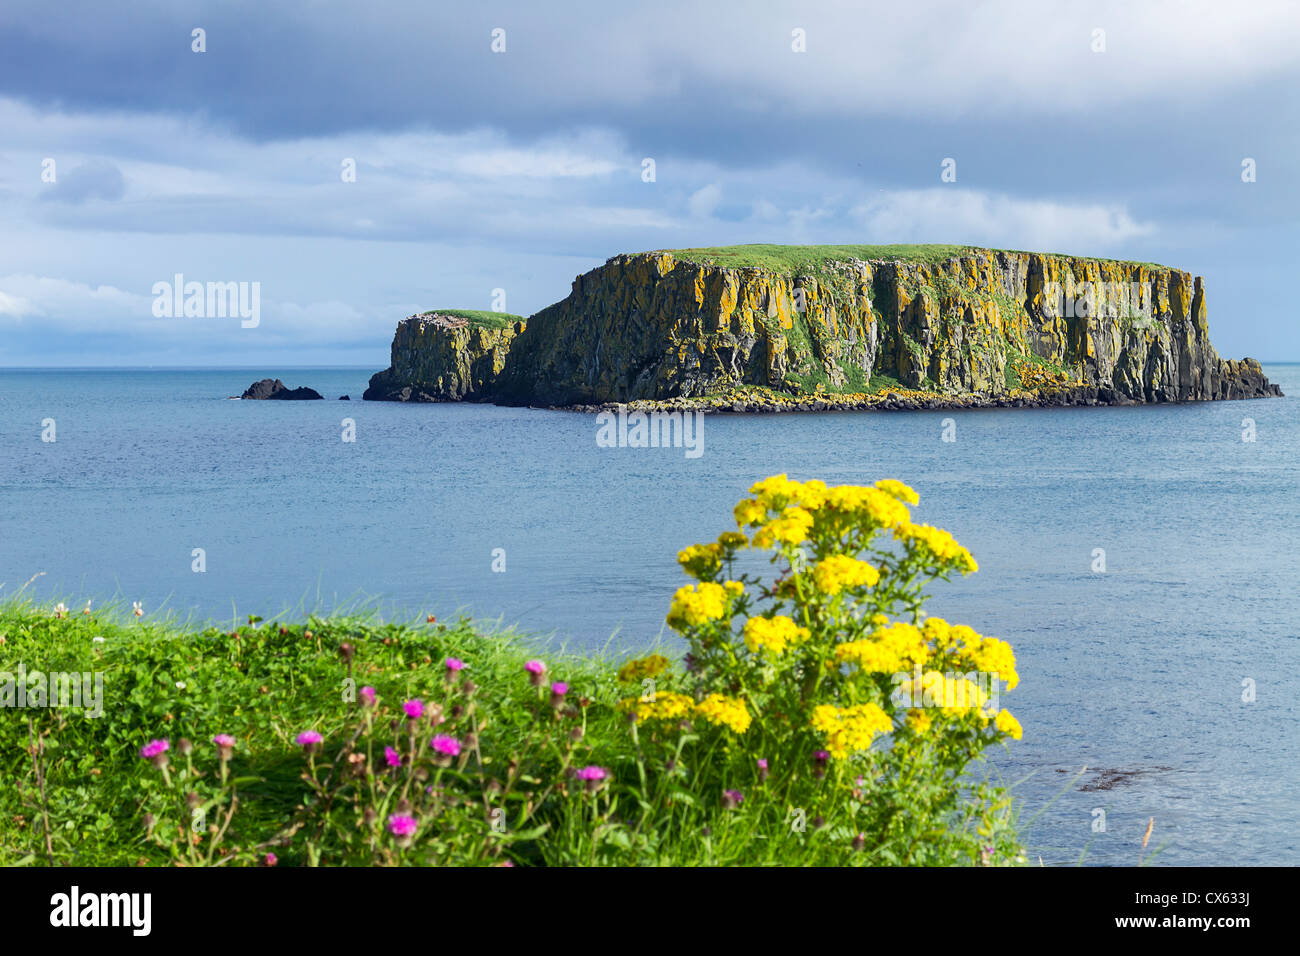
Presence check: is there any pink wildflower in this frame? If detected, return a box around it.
[576,765,609,791]
[387,814,418,837]
[140,739,169,760]
[430,734,461,757]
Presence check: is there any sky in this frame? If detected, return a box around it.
[0,0,1297,367]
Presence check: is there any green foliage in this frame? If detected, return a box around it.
[648,245,1170,276]
[1,473,1026,867]
[420,309,523,330]
[659,476,1025,865]
[650,244,973,274]
[868,373,904,393]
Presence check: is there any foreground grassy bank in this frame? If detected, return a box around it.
[1,476,1026,866]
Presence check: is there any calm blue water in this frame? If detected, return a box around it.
[2,364,1298,866]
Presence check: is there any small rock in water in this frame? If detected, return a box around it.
[240,378,323,400]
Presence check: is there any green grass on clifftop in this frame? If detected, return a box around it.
[420,309,523,330]
[648,244,971,272]
[644,244,1169,273]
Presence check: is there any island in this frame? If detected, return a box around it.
[362,245,1281,412]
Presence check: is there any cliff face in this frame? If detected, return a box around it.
[365,249,1281,408]
[363,312,523,402]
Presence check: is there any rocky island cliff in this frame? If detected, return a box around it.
[363,245,1280,411]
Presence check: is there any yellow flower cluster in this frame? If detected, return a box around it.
[824,484,911,529]
[874,478,920,505]
[894,523,979,573]
[906,708,932,734]
[811,554,880,595]
[920,618,1018,690]
[616,654,670,684]
[617,691,752,734]
[677,542,722,580]
[742,614,810,655]
[751,505,814,549]
[835,620,930,673]
[964,635,1019,691]
[734,498,768,527]
[994,709,1023,739]
[694,693,753,733]
[899,671,989,715]
[735,476,923,550]
[748,474,803,509]
[666,581,742,629]
[810,702,893,759]
[717,531,747,552]
[920,617,980,651]
[617,691,696,722]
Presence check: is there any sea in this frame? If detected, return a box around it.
[2,363,1297,866]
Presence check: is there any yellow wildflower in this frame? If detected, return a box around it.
[921,616,950,646]
[742,615,809,655]
[694,693,752,733]
[994,709,1023,739]
[617,654,669,683]
[836,621,930,673]
[824,485,911,528]
[733,498,767,528]
[797,479,829,509]
[677,542,723,580]
[666,581,732,630]
[894,522,979,573]
[751,505,814,549]
[811,554,880,595]
[749,474,801,509]
[899,670,988,714]
[810,702,893,759]
[964,635,1019,690]
[617,691,696,722]
[716,531,747,552]
[874,478,920,505]
[947,623,982,651]
[906,708,932,734]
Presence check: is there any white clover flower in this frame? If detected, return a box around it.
[132,601,143,618]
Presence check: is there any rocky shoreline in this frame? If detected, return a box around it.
[526,370,1282,415]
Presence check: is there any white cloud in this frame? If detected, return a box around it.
[651,0,1300,116]
[850,188,1156,251]
[687,184,722,219]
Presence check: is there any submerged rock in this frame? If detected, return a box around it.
[240,378,323,400]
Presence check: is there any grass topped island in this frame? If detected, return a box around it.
[364,244,1279,410]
